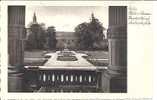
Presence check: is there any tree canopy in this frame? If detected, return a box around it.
[75,13,105,50]
[46,26,56,50]
[25,23,47,50]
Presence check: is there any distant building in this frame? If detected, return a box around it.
[26,12,38,39]
[56,31,78,50]
[32,12,38,24]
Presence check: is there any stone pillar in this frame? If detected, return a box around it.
[8,6,25,66]
[103,6,127,92]
[8,6,26,92]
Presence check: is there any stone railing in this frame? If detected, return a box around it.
[24,67,104,92]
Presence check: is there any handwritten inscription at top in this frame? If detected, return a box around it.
[128,6,151,25]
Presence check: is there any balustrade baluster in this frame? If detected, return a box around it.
[92,75,96,85]
[82,75,85,84]
[63,74,66,85]
[57,75,59,81]
[66,75,68,82]
[58,74,61,84]
[76,75,79,84]
[39,74,41,81]
[91,75,93,83]
[52,74,55,82]
[89,75,91,83]
[74,75,77,83]
[40,72,43,85]
[85,75,88,85]
[61,74,64,82]
[79,75,82,83]
[48,74,50,81]
[85,75,87,84]
[49,72,52,85]
[68,74,71,84]
[70,75,73,82]
[55,73,58,85]
[66,74,69,84]
[43,73,46,82]
[84,75,87,82]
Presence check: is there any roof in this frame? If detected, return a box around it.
[56,31,78,39]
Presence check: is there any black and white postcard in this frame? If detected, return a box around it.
[0,1,156,100]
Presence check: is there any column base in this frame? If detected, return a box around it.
[102,70,127,93]
[8,66,25,92]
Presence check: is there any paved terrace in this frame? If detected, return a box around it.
[41,51,96,70]
[24,50,107,92]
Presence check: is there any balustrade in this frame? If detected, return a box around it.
[25,69,102,92]
[37,70,97,86]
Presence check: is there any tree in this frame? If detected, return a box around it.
[88,13,104,44]
[25,23,46,50]
[75,22,92,49]
[46,26,56,50]
[74,13,105,50]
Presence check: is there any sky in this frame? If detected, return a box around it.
[26,6,108,32]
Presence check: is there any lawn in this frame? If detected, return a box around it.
[24,50,109,66]
[77,50,109,66]
[24,50,48,66]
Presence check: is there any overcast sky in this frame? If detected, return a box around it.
[26,6,108,32]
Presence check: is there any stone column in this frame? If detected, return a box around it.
[8,6,26,92]
[8,6,25,66]
[103,6,127,92]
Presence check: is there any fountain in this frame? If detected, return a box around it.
[57,43,77,61]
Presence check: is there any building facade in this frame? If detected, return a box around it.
[56,31,78,50]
